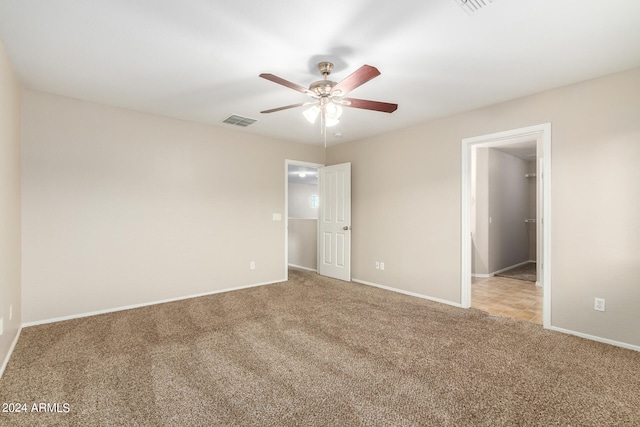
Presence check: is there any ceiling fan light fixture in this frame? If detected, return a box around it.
[325,103,343,120]
[303,105,320,124]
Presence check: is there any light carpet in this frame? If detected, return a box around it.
[1,268,638,426]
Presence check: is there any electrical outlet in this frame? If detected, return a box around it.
[594,298,605,312]
[9,304,12,320]
[380,262,385,271]
[250,261,256,270]
[375,261,380,270]
[0,317,3,336]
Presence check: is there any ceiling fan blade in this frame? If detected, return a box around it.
[342,97,398,113]
[259,73,314,96]
[260,101,314,114]
[331,65,381,96]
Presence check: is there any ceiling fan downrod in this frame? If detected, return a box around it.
[309,62,338,98]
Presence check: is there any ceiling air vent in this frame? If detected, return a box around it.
[222,115,257,127]
[454,0,493,14]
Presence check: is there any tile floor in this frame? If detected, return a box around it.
[472,276,543,324]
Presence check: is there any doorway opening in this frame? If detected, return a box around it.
[461,124,551,328]
[285,160,323,280]
[471,141,541,323]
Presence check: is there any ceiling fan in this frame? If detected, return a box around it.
[259,62,397,132]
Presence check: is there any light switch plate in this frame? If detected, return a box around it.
[272,213,282,221]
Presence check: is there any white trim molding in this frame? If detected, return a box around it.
[472,260,535,278]
[22,279,285,328]
[288,264,317,272]
[549,326,640,352]
[0,326,22,380]
[352,278,463,308]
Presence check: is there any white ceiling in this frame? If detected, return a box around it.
[1,0,639,146]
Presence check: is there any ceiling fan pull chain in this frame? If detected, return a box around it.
[321,111,327,148]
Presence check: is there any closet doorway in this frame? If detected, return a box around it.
[471,142,541,323]
[461,124,551,328]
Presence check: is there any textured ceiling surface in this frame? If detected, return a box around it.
[1,0,639,145]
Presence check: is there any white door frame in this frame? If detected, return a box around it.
[284,159,324,281]
[461,123,552,328]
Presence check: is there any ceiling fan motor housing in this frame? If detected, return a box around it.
[309,79,337,97]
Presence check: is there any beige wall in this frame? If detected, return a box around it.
[288,182,318,270]
[487,148,529,273]
[0,40,22,371]
[287,219,317,270]
[473,147,530,275]
[327,67,640,347]
[288,182,318,219]
[21,90,325,323]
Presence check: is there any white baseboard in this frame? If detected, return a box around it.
[548,326,640,352]
[354,279,638,352]
[16,276,638,361]
[0,326,22,380]
[288,264,317,272]
[352,278,463,308]
[473,260,534,278]
[22,278,286,328]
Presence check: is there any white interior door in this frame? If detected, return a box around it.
[318,162,351,281]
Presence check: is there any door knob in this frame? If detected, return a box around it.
[343,226,350,231]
